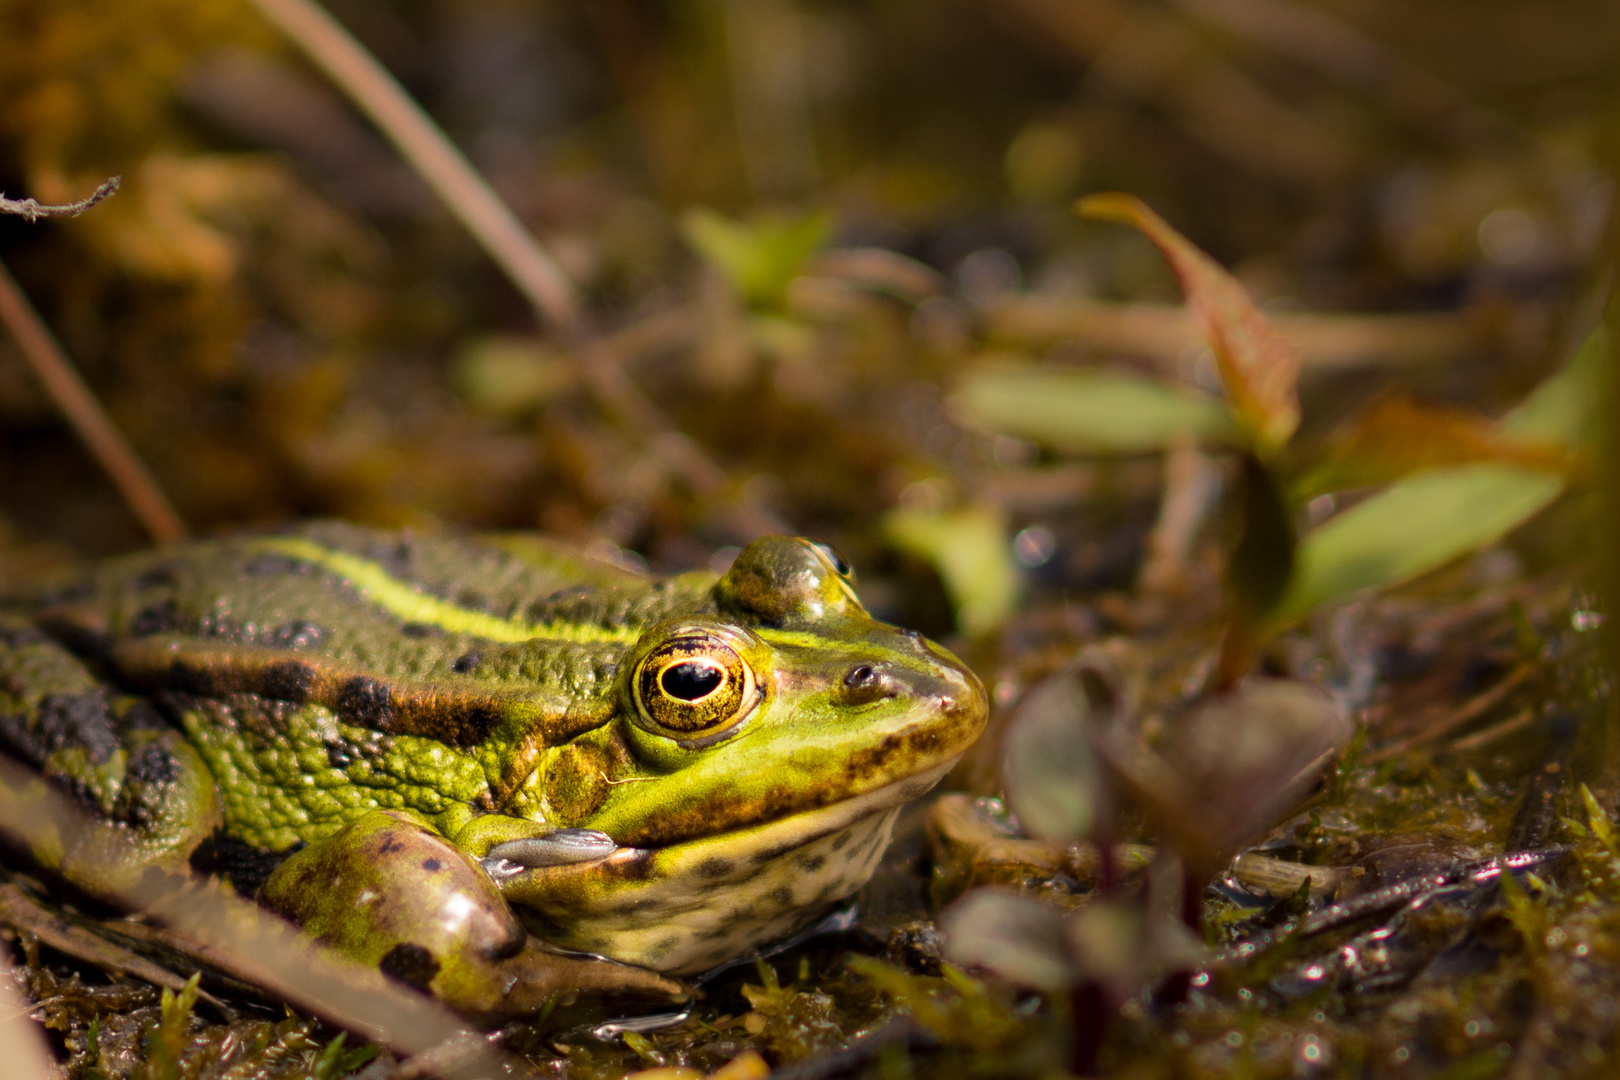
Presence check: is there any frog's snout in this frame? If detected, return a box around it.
[831,658,984,733]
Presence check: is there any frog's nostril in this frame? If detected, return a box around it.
[836,663,896,706]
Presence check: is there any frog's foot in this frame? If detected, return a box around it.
[259,810,687,1022]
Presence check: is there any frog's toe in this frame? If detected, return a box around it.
[453,940,690,1022]
[481,829,618,879]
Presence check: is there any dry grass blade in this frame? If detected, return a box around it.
[0,884,227,1011]
[0,177,121,222]
[986,296,1490,371]
[991,0,1358,184]
[245,0,580,334]
[246,0,758,515]
[1365,662,1536,763]
[0,755,513,1075]
[0,258,187,545]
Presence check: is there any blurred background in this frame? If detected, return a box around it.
[0,0,1613,633]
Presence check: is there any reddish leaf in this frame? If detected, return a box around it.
[1077,194,1300,453]
[1299,392,1577,498]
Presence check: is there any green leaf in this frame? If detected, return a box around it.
[1267,331,1601,628]
[451,336,575,415]
[882,503,1018,635]
[1001,667,1108,843]
[146,972,201,1080]
[1503,327,1606,449]
[1583,783,1620,859]
[313,1033,381,1080]
[680,207,833,308]
[953,366,1236,453]
[1270,464,1563,628]
[939,888,1078,992]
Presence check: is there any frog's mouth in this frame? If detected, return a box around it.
[493,759,959,974]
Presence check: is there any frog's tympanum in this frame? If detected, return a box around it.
[0,524,986,1019]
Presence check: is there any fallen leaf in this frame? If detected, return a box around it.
[954,365,1236,454]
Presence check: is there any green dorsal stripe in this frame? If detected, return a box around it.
[255,537,641,644]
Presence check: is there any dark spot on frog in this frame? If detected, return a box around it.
[400,623,442,639]
[132,563,183,592]
[191,834,302,896]
[378,943,440,992]
[422,857,444,872]
[125,739,181,787]
[696,856,734,879]
[337,676,395,728]
[130,600,182,637]
[830,832,851,852]
[114,740,183,828]
[242,554,309,577]
[457,588,490,612]
[452,651,481,674]
[797,853,827,872]
[261,660,317,703]
[767,885,794,908]
[21,690,122,765]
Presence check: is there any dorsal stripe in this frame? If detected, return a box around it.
[252,538,861,654]
[254,538,641,644]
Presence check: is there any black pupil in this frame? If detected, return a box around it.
[661,661,724,702]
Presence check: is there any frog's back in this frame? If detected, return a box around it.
[0,523,718,853]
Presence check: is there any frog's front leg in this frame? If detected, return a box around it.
[258,810,688,1021]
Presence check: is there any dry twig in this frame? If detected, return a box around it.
[0,177,121,222]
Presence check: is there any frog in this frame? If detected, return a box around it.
[0,522,987,1020]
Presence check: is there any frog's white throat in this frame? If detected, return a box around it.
[503,759,959,975]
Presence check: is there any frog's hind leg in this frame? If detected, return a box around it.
[0,614,222,898]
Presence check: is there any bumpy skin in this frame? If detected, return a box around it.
[0,523,986,1016]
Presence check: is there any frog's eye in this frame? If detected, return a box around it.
[810,541,853,579]
[633,635,758,739]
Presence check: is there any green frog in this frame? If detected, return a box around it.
[0,523,986,1019]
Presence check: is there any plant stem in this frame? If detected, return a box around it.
[0,259,186,544]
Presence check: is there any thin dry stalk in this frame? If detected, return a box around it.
[245,0,580,334]
[0,259,187,544]
[0,177,121,222]
[986,296,1488,371]
[1366,662,1537,763]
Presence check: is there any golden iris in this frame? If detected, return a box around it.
[633,634,755,736]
